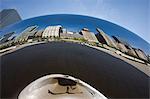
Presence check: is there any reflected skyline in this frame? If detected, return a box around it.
[0,14,150,54]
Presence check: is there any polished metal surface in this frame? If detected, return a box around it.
[18,74,107,99]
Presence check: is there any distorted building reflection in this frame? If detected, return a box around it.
[96,28,117,48]
[42,25,62,38]
[79,28,99,43]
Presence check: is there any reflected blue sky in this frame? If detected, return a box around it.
[0,14,150,54]
[0,0,149,43]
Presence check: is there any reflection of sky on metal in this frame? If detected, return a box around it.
[0,14,150,54]
[1,0,149,43]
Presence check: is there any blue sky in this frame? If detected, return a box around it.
[1,0,149,43]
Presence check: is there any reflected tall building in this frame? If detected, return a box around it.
[79,28,99,43]
[15,26,38,42]
[35,30,44,37]
[133,48,148,61]
[124,45,137,57]
[0,32,15,44]
[111,36,128,52]
[0,9,22,29]
[112,36,137,57]
[42,25,62,38]
[96,28,117,48]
